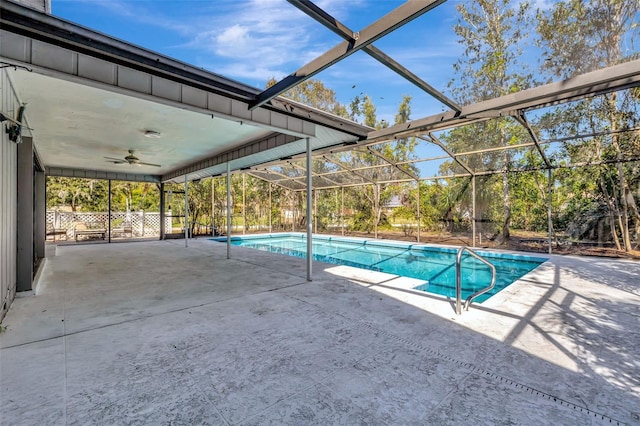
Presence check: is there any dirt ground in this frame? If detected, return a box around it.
[340,229,640,260]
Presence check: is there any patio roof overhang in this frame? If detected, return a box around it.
[0,0,371,184]
[2,0,639,190]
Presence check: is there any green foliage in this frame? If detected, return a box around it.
[450,0,532,102]
[266,77,348,118]
[537,0,640,80]
[535,0,640,250]
[47,177,160,213]
[47,177,108,211]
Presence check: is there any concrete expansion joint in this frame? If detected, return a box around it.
[354,321,626,425]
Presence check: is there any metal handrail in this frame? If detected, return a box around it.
[455,246,496,315]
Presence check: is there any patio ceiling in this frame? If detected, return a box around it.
[9,70,276,178]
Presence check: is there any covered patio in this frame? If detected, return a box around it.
[1,1,639,423]
[1,239,638,424]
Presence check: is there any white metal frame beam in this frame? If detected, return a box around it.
[286,0,460,112]
[367,59,640,144]
[420,134,474,176]
[251,0,445,110]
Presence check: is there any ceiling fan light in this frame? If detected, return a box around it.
[143,130,161,138]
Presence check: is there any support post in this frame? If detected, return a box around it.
[472,175,476,248]
[268,183,272,233]
[184,174,189,247]
[35,170,46,258]
[108,179,112,243]
[416,180,421,243]
[341,186,344,236]
[374,184,379,239]
[17,136,34,291]
[242,173,246,235]
[306,137,313,281]
[227,163,231,259]
[548,168,553,254]
[314,189,317,234]
[291,191,295,232]
[211,176,216,237]
[159,182,165,240]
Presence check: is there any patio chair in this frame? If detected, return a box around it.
[46,222,68,241]
[111,221,133,238]
[74,222,107,241]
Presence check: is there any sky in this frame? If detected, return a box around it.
[46,0,639,178]
[49,0,475,123]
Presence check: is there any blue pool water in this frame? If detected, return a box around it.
[212,233,546,303]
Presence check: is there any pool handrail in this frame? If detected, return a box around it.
[455,246,496,315]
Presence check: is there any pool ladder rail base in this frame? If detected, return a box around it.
[455,246,496,315]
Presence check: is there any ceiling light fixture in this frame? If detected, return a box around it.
[143,130,162,138]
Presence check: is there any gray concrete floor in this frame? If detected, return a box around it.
[1,238,638,425]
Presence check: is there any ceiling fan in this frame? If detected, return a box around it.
[104,149,161,167]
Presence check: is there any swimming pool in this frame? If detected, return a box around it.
[212,233,546,303]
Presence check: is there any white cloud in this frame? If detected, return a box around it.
[213,25,252,57]
[184,0,351,82]
[212,63,287,86]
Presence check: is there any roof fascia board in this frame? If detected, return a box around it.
[46,167,161,182]
[0,1,369,138]
[162,133,301,182]
[1,0,259,100]
[0,32,321,140]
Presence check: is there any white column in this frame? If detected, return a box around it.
[548,169,553,254]
[184,174,189,248]
[242,173,246,235]
[268,183,272,233]
[341,187,344,236]
[416,180,421,243]
[211,177,215,236]
[226,163,231,259]
[374,184,378,239]
[472,175,476,248]
[291,191,295,232]
[306,137,313,281]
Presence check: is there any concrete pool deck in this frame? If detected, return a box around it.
[1,239,638,424]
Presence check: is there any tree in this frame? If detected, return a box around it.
[266,77,348,118]
[345,95,419,232]
[46,177,108,211]
[445,0,533,243]
[537,0,640,250]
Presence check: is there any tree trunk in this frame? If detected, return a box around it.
[501,129,511,242]
[600,176,622,250]
[626,189,640,249]
[608,92,632,251]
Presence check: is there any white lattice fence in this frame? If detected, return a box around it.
[47,211,164,237]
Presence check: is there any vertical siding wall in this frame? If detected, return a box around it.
[0,69,19,322]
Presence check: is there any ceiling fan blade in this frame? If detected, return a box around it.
[104,157,127,164]
[138,161,162,167]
